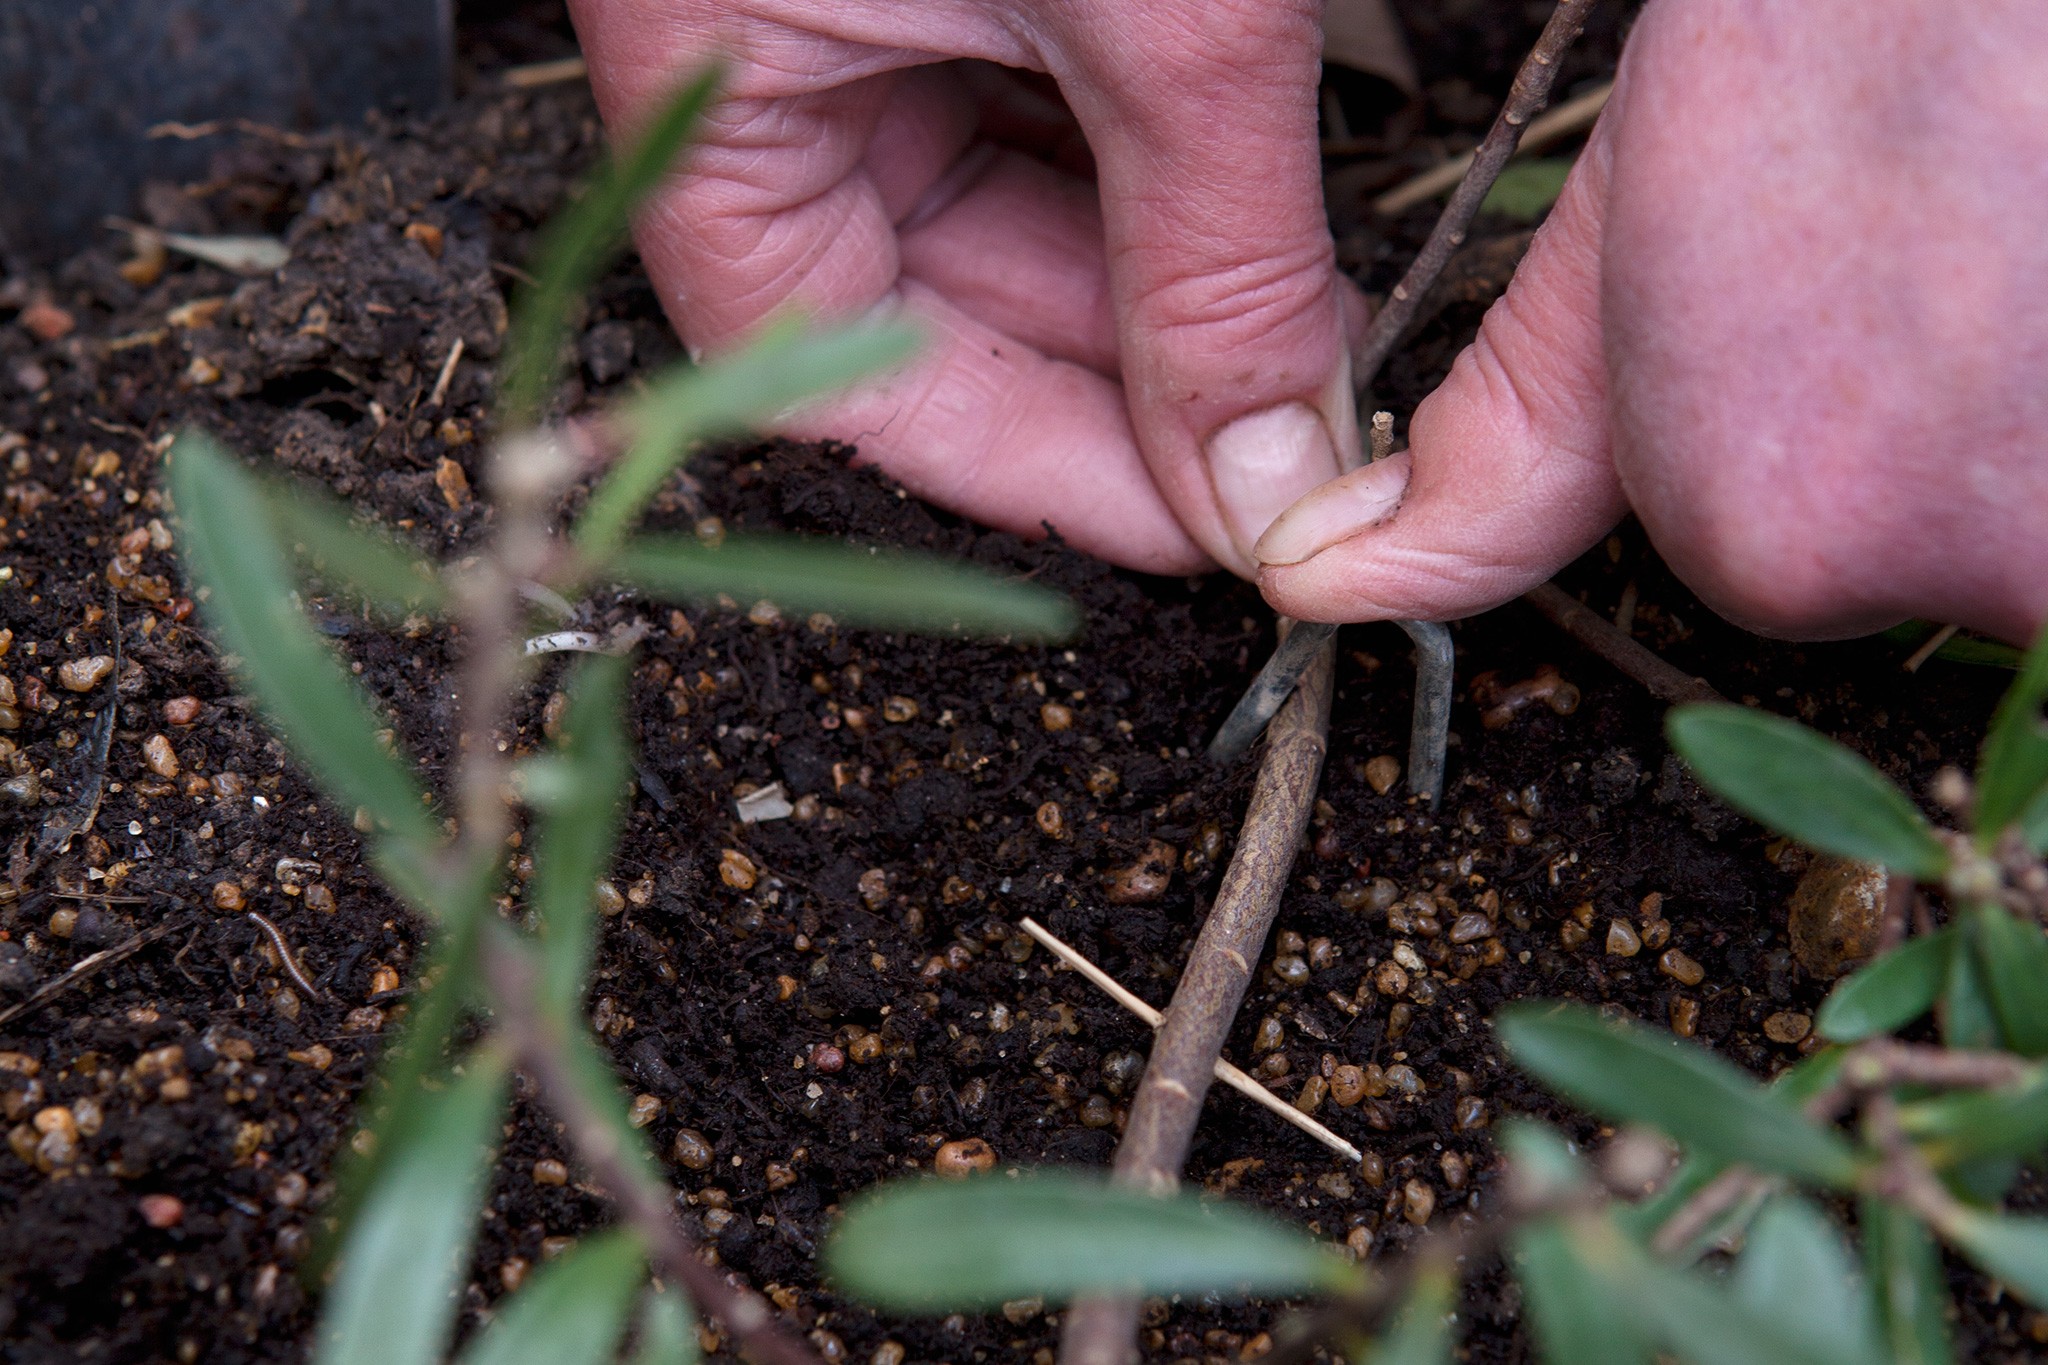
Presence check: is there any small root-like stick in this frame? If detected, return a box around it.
[1902,623,1960,673]
[1353,0,1598,387]
[1523,581,1724,706]
[0,917,184,1028]
[246,911,326,1001]
[1062,636,1334,1365]
[1019,918,1363,1165]
[428,337,466,409]
[1372,80,1613,217]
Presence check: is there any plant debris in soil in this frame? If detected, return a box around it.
[2,12,2043,1365]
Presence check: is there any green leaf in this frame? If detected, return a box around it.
[1817,929,1955,1043]
[1900,1069,2048,1166]
[610,534,1078,642]
[501,66,722,427]
[1513,1219,1648,1365]
[314,1053,508,1365]
[263,476,448,616]
[575,319,921,558]
[1940,928,2001,1051]
[530,655,631,1016]
[1939,1206,2048,1309]
[1970,905,2048,1056]
[1882,622,2024,671]
[1862,1196,1955,1365]
[824,1171,1357,1312]
[455,1229,645,1365]
[167,430,437,847]
[1480,158,1574,221]
[1973,627,2048,849]
[1666,705,1949,879]
[1496,1003,1862,1187]
[1364,1265,1456,1365]
[1734,1196,1883,1365]
[629,1285,699,1365]
[1497,1119,1592,1203]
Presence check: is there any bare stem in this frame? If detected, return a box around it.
[482,936,821,1365]
[1060,635,1334,1365]
[1352,0,1598,388]
[1522,581,1724,706]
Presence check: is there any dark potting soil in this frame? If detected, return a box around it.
[1,8,2040,1364]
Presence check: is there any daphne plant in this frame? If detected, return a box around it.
[827,631,2048,1365]
[167,66,1072,1365]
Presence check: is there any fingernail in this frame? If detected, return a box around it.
[1254,451,1412,566]
[1206,401,1344,571]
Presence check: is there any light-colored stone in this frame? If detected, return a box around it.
[1787,856,1888,979]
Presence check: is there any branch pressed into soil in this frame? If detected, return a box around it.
[1060,636,1334,1365]
[483,935,821,1365]
[1522,581,1725,705]
[1371,80,1614,218]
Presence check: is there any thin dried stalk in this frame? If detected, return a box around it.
[1523,581,1724,705]
[1060,638,1334,1365]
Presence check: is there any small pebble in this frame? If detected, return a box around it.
[1253,1015,1286,1052]
[1035,802,1065,838]
[163,694,201,724]
[142,734,179,779]
[1039,702,1074,732]
[1269,954,1310,987]
[810,1043,845,1074]
[273,1172,310,1207]
[1329,1065,1368,1106]
[1401,1178,1436,1226]
[719,849,758,891]
[368,965,400,996]
[1605,920,1642,957]
[1763,1011,1812,1045]
[499,1258,530,1293]
[1670,997,1701,1038]
[1104,840,1176,905]
[766,1161,798,1191]
[872,1343,907,1365]
[594,881,626,917]
[57,655,114,692]
[882,696,919,723]
[1079,1094,1116,1128]
[1658,948,1705,987]
[673,1129,714,1170]
[1373,961,1409,996]
[1787,856,1888,979]
[848,1033,883,1064]
[628,1094,662,1128]
[1447,913,1491,945]
[1294,1075,1327,1114]
[1453,1096,1489,1130]
[211,881,245,911]
[139,1194,185,1229]
[933,1137,997,1179]
[46,907,77,939]
[1363,755,1401,795]
[532,1158,569,1187]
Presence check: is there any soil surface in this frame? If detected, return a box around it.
[0,6,2037,1364]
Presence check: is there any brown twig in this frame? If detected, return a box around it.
[1522,581,1724,706]
[1352,0,1598,389]
[0,916,186,1029]
[482,935,819,1365]
[1371,81,1613,217]
[1060,637,1334,1365]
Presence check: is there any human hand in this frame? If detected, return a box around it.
[1257,0,2048,644]
[567,0,1370,579]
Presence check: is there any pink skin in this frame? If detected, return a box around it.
[571,0,2048,645]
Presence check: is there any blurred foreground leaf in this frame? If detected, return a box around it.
[1862,1196,1955,1365]
[1366,1264,1456,1365]
[612,534,1076,641]
[1899,1068,2048,1166]
[1940,1207,2048,1310]
[264,479,448,616]
[530,656,631,1015]
[628,1285,699,1365]
[168,431,438,848]
[577,318,921,557]
[455,1229,644,1365]
[1666,705,1948,879]
[825,1171,1356,1312]
[1734,1197,1883,1365]
[501,67,722,427]
[1974,629,2048,849]
[1513,1219,1648,1365]
[1496,1003,1861,1186]
[314,1054,508,1365]
[1817,929,1953,1043]
[1972,905,2048,1055]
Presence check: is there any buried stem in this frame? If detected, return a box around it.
[1522,581,1723,705]
[1060,635,1335,1365]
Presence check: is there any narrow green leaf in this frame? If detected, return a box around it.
[1882,622,2024,671]
[1734,1196,1883,1365]
[314,1054,508,1365]
[629,1285,699,1365]
[574,319,921,557]
[1940,1206,2048,1309]
[1568,1214,1848,1365]
[825,1172,1357,1312]
[1364,1265,1456,1365]
[1480,158,1574,221]
[263,477,448,616]
[611,534,1077,642]
[168,431,437,846]
[1971,905,2048,1056]
[1940,927,2001,1051]
[2024,785,2048,857]
[1666,705,1948,879]
[1496,1003,1862,1187]
[530,655,631,1016]
[456,1229,645,1365]
[1513,1219,1648,1365]
[1900,1069,2048,1166]
[1817,929,1955,1043]
[1497,1119,1592,1203]
[501,66,722,427]
[1973,627,2048,848]
[1862,1196,1955,1365]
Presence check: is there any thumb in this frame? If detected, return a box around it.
[1057,5,1365,576]
[1254,114,1625,622]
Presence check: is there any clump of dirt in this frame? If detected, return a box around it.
[0,14,2035,1365]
